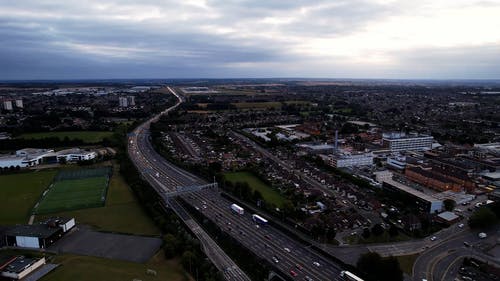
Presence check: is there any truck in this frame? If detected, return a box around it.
[340,271,364,281]
[252,214,268,225]
[230,204,244,215]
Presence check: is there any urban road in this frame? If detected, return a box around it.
[127,87,348,281]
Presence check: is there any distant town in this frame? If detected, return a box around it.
[0,79,499,281]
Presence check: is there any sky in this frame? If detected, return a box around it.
[1,0,500,80]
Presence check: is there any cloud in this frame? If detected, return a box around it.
[0,0,499,79]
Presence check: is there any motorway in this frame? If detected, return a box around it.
[127,87,250,281]
[127,87,349,281]
[182,188,343,281]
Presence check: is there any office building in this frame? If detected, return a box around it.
[382,132,434,152]
[118,96,128,107]
[331,150,373,168]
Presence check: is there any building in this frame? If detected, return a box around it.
[0,256,46,280]
[118,96,128,107]
[0,149,54,169]
[56,148,97,162]
[297,143,335,155]
[331,150,373,168]
[15,99,23,108]
[2,100,13,111]
[436,211,460,225]
[382,132,434,152]
[4,218,75,249]
[387,155,407,170]
[376,171,443,213]
[127,95,135,106]
[405,166,464,192]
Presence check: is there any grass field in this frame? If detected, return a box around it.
[224,171,286,207]
[34,177,108,214]
[40,251,188,281]
[344,231,412,245]
[396,254,419,274]
[0,170,56,225]
[37,164,160,235]
[231,102,282,109]
[18,131,113,143]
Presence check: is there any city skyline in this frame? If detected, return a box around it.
[1,0,500,80]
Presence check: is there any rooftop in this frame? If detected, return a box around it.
[382,177,440,203]
[437,211,459,222]
[382,132,433,140]
[5,224,61,239]
[2,256,42,274]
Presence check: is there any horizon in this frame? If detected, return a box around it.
[2,1,500,80]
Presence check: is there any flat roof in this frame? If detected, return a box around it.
[383,178,440,203]
[438,211,459,221]
[5,224,60,239]
[3,256,40,273]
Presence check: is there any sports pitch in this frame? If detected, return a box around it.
[34,167,111,214]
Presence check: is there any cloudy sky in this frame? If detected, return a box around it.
[1,0,500,80]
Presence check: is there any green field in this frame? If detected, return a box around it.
[0,171,57,225]
[37,164,160,235]
[40,252,187,281]
[231,102,282,109]
[224,171,286,207]
[396,254,419,274]
[18,131,113,143]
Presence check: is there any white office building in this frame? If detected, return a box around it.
[2,100,13,111]
[56,148,97,162]
[15,99,23,108]
[118,96,128,107]
[331,150,373,168]
[382,132,434,152]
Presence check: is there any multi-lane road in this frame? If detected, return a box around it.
[128,87,250,281]
[127,86,349,281]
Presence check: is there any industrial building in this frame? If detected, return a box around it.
[330,150,373,168]
[375,171,443,213]
[0,147,97,169]
[4,218,75,249]
[0,256,46,280]
[382,132,434,152]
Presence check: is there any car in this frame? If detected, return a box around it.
[284,247,291,253]
[290,270,298,277]
[458,223,464,228]
[478,232,487,239]
[313,261,320,267]
[272,256,279,263]
[304,276,313,281]
[463,241,471,247]
[430,236,437,241]
[265,234,271,240]
[295,263,303,270]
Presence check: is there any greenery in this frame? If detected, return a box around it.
[18,131,114,143]
[224,171,287,207]
[37,164,160,235]
[0,170,56,225]
[40,252,188,281]
[357,252,403,281]
[396,254,419,275]
[34,176,109,214]
[443,199,456,212]
[468,207,498,229]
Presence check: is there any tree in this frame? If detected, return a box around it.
[163,234,178,258]
[371,224,384,236]
[357,252,403,281]
[362,227,371,239]
[388,224,399,237]
[443,199,456,212]
[469,208,498,229]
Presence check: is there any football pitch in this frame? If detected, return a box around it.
[34,167,111,214]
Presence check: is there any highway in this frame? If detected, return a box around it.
[127,87,250,281]
[128,86,348,281]
[182,189,344,281]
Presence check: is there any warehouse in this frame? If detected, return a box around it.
[0,256,46,280]
[4,218,75,249]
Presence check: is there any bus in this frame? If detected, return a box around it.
[252,214,268,225]
[340,271,364,281]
